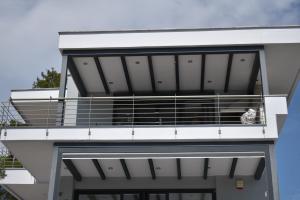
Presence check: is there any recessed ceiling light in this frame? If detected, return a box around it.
[108,166,114,170]
[135,61,140,64]
[240,58,246,62]
[207,80,213,83]
[188,60,193,63]
[108,81,114,85]
[158,81,163,84]
[83,62,88,66]
[155,167,161,170]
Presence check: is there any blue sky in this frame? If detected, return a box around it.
[0,1,299,199]
[277,85,300,200]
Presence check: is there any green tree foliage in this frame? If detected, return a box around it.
[32,67,60,88]
[0,186,16,200]
[0,156,7,180]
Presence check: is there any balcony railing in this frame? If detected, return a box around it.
[0,95,266,129]
[0,147,23,169]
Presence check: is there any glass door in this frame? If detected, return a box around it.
[75,189,216,200]
[147,192,214,200]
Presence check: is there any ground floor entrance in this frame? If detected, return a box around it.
[50,142,278,200]
[74,189,216,200]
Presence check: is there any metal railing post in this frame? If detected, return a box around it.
[88,97,92,135]
[175,94,177,135]
[132,95,135,136]
[217,94,221,135]
[46,97,51,136]
[12,156,15,168]
[262,95,266,125]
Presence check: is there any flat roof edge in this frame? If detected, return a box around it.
[58,25,300,35]
[11,88,59,92]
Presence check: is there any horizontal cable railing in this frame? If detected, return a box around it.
[0,95,266,128]
[0,147,23,169]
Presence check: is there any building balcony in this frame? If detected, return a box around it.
[0,94,287,141]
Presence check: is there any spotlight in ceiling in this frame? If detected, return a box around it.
[155,167,161,170]
[157,81,163,84]
[207,80,213,83]
[108,166,114,170]
[240,58,246,62]
[188,60,193,63]
[108,81,114,85]
[135,61,140,64]
[83,62,88,66]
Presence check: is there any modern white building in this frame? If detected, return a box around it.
[1,26,300,200]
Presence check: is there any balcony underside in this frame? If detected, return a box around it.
[64,47,264,97]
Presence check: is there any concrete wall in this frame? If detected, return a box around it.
[216,175,268,200]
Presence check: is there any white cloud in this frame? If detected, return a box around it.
[0,0,299,100]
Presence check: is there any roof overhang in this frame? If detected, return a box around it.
[58,26,300,102]
[58,26,300,50]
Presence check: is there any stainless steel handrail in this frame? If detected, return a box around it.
[0,95,266,128]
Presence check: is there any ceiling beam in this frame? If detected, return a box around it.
[68,57,87,97]
[175,55,180,93]
[247,52,260,94]
[201,54,206,92]
[63,159,82,181]
[148,159,156,179]
[203,158,209,180]
[254,157,265,180]
[147,56,156,93]
[224,53,233,93]
[229,158,238,179]
[92,159,106,180]
[120,56,133,95]
[94,57,110,94]
[176,158,182,180]
[120,159,131,180]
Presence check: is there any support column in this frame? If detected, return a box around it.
[57,56,69,126]
[48,146,62,200]
[259,49,270,95]
[265,144,280,200]
[59,56,69,98]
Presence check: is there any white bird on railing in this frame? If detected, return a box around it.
[241,108,257,124]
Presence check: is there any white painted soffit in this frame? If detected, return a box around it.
[10,89,59,100]
[59,27,300,50]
